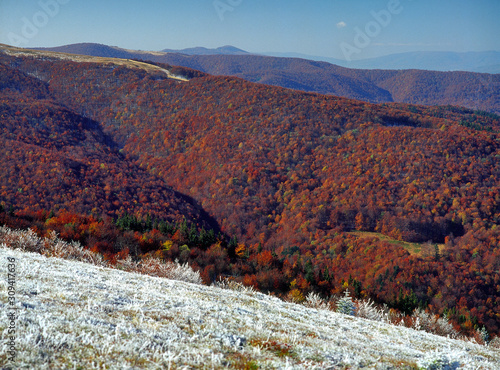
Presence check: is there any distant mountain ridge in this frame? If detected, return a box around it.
[31,43,167,59]
[265,51,500,74]
[345,51,500,74]
[34,43,500,72]
[29,43,500,114]
[161,45,249,55]
[33,43,249,57]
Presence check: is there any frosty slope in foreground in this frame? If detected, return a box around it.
[1,246,499,369]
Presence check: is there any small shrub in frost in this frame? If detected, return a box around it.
[0,226,43,253]
[336,290,355,316]
[286,288,305,303]
[433,317,459,339]
[466,326,490,345]
[43,232,106,266]
[355,298,391,323]
[136,257,202,285]
[213,278,256,294]
[0,226,107,266]
[411,309,459,339]
[115,255,138,271]
[477,326,489,344]
[304,292,330,310]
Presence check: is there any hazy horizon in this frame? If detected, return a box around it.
[27,42,500,60]
[1,0,499,61]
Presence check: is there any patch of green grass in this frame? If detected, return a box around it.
[348,231,424,255]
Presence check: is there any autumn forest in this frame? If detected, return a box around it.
[1,46,499,338]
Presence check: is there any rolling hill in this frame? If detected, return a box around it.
[1,44,500,337]
[0,58,216,232]
[33,43,500,114]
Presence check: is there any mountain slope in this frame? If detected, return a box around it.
[33,43,500,113]
[31,42,167,60]
[163,54,394,103]
[156,54,500,114]
[353,68,500,113]
[2,246,499,369]
[0,60,215,229]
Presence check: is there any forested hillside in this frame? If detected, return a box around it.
[0,63,215,231]
[1,45,499,337]
[36,43,500,114]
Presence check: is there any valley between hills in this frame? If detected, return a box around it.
[1,43,500,346]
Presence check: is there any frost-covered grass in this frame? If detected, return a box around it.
[1,246,500,369]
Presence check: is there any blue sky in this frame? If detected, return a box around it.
[1,0,499,60]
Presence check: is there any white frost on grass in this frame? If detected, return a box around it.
[1,246,500,369]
